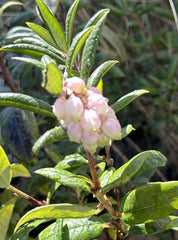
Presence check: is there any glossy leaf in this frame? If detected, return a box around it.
[32,126,68,155]
[0,198,16,240]
[55,153,88,170]
[10,219,46,240]
[81,10,110,80]
[36,219,63,240]
[100,167,115,188]
[35,168,90,191]
[65,27,94,76]
[26,22,60,50]
[129,215,178,235]
[1,108,38,162]
[102,151,167,192]
[45,62,62,95]
[111,89,149,112]
[12,57,45,70]
[84,9,110,29]
[119,124,135,140]
[87,60,118,87]
[35,0,67,52]
[11,163,31,178]
[65,0,80,44]
[0,93,55,118]
[0,1,23,18]
[15,203,101,231]
[0,146,12,188]
[120,181,178,225]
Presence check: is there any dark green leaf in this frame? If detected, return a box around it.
[87,60,118,87]
[32,126,68,155]
[81,10,110,80]
[111,90,149,112]
[0,1,23,18]
[36,0,67,51]
[166,55,178,83]
[35,168,90,191]
[102,151,167,192]
[15,203,101,231]
[0,93,55,118]
[0,146,12,188]
[0,198,16,240]
[1,108,38,162]
[100,167,115,188]
[65,0,80,45]
[11,163,31,178]
[120,181,178,225]
[65,27,94,76]
[129,215,178,235]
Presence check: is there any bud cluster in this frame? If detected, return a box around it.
[53,77,121,153]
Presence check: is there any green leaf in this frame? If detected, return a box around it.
[65,0,80,45]
[119,124,135,140]
[36,219,63,240]
[102,151,167,192]
[111,90,149,112]
[26,22,60,50]
[129,215,178,235]
[87,60,118,87]
[1,44,65,64]
[81,10,110,80]
[120,181,178,225]
[35,168,90,191]
[32,126,68,155]
[65,27,94,76]
[0,198,16,240]
[45,62,62,95]
[12,57,45,70]
[0,93,55,118]
[99,167,115,189]
[55,153,88,170]
[11,163,31,178]
[35,0,67,52]
[15,203,101,231]
[1,108,38,162]
[0,1,23,18]
[84,9,110,29]
[0,146,12,188]
[10,219,46,240]
[166,55,178,83]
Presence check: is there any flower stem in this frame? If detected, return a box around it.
[6,185,46,206]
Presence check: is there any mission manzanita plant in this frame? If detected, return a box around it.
[0,0,178,239]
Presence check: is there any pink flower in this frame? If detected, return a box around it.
[65,94,84,121]
[67,122,82,143]
[81,131,98,153]
[97,131,110,148]
[63,77,86,94]
[87,93,108,115]
[80,109,101,132]
[53,97,66,120]
[102,118,121,140]
[87,87,102,95]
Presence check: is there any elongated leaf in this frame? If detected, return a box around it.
[10,219,47,240]
[87,60,118,87]
[100,167,115,188]
[26,22,60,50]
[119,124,135,140]
[0,93,54,118]
[11,163,31,178]
[81,10,110,80]
[35,168,90,191]
[15,203,101,231]
[65,0,80,44]
[1,108,38,162]
[120,181,178,225]
[0,198,16,240]
[130,215,178,235]
[0,1,23,18]
[111,90,149,112]
[55,153,88,170]
[84,9,110,29]
[0,146,12,188]
[32,126,68,155]
[65,27,94,76]
[12,57,45,70]
[36,0,67,51]
[1,44,65,64]
[102,151,167,192]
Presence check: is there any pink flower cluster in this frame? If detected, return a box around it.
[53,77,121,153]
